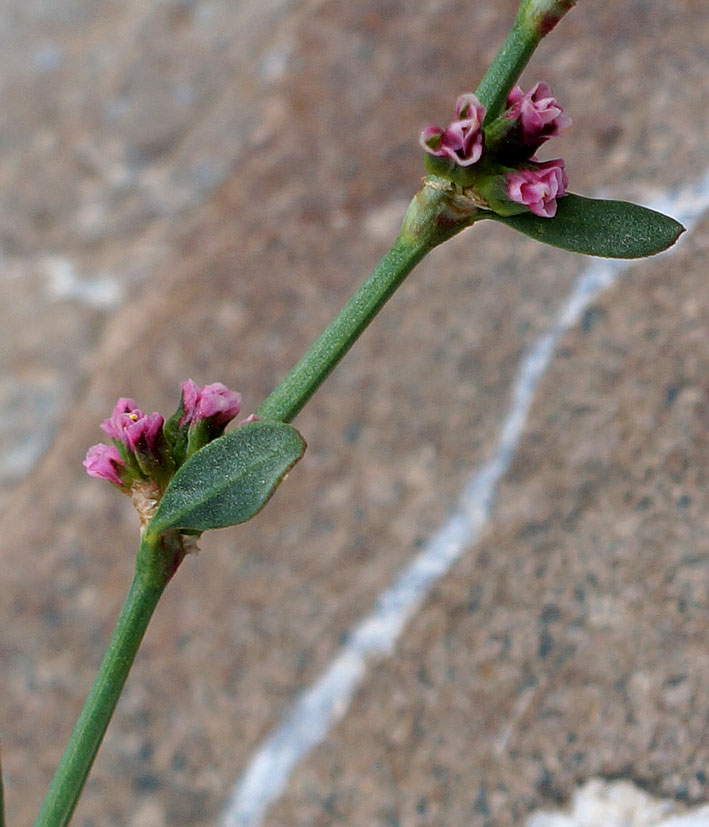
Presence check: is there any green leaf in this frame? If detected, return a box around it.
[484,193,685,258]
[148,422,306,535]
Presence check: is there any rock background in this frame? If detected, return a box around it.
[0,1,707,825]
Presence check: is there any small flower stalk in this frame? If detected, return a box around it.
[84,380,246,527]
[420,81,570,218]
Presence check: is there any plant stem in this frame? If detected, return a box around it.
[476,18,540,124]
[476,0,578,124]
[256,235,430,424]
[34,535,185,827]
[256,174,484,425]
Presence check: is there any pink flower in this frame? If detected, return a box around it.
[420,93,486,167]
[100,398,140,441]
[179,380,242,428]
[101,398,164,453]
[505,82,570,148]
[178,380,200,426]
[507,159,568,218]
[83,443,126,487]
[195,383,242,425]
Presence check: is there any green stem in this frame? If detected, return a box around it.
[476,18,540,124]
[34,534,185,827]
[476,0,578,124]
[33,185,475,826]
[256,235,429,424]
[256,179,481,424]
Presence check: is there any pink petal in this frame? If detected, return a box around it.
[83,443,125,487]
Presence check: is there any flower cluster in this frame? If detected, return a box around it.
[420,83,570,217]
[84,380,245,493]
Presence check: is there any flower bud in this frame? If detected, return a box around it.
[188,382,242,428]
[83,443,128,488]
[506,158,568,217]
[169,379,243,458]
[485,82,570,163]
[420,93,486,173]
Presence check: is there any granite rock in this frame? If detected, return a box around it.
[0,0,707,825]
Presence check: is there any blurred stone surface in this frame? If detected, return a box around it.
[526,779,709,827]
[0,0,707,825]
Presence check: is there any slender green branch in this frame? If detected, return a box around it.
[476,0,578,123]
[37,191,471,827]
[257,180,480,424]
[34,534,186,827]
[34,576,163,827]
[476,18,540,123]
[256,236,428,423]
[37,181,479,826]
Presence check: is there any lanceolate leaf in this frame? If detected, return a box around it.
[485,193,685,258]
[148,422,306,535]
